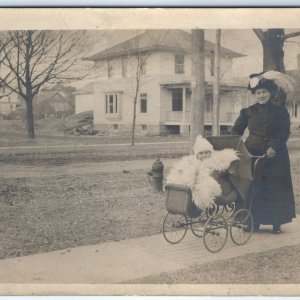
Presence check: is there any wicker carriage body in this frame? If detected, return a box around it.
[164,183,201,218]
[165,136,256,218]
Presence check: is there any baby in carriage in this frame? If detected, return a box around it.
[166,135,239,210]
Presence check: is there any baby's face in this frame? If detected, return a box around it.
[196,150,211,161]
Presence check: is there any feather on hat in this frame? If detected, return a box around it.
[262,70,295,94]
[248,70,294,94]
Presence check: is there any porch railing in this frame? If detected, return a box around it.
[164,111,239,124]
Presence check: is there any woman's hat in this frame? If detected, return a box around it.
[248,70,294,95]
[193,135,213,155]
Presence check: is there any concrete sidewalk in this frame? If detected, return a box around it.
[0,216,299,284]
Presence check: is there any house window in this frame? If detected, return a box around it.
[175,54,184,74]
[205,95,213,113]
[295,104,298,118]
[8,96,10,102]
[107,60,113,78]
[2,87,5,93]
[122,56,127,77]
[113,124,119,130]
[141,124,147,131]
[210,51,215,77]
[172,89,183,111]
[140,93,147,113]
[105,94,118,114]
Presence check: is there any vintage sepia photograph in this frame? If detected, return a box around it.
[0,8,300,296]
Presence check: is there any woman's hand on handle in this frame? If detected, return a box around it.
[266,147,276,159]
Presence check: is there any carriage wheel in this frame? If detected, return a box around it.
[163,213,187,244]
[230,209,253,245]
[190,215,206,238]
[203,214,228,253]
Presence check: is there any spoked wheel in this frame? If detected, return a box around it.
[230,209,253,245]
[203,214,228,253]
[163,213,187,244]
[190,214,207,238]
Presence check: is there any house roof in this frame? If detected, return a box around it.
[83,30,246,61]
[35,91,66,105]
[160,80,247,91]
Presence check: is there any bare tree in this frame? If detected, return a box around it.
[253,29,300,72]
[130,50,151,146]
[0,30,89,138]
[128,30,168,146]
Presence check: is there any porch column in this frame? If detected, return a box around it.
[182,87,187,122]
[180,87,189,137]
[293,99,296,120]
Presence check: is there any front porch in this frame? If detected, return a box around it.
[286,99,300,128]
[164,111,239,126]
[160,81,245,134]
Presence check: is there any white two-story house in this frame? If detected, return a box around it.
[76,29,249,136]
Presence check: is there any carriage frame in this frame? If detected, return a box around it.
[162,135,266,253]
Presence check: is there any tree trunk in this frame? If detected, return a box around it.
[131,74,140,146]
[131,94,137,146]
[25,31,35,139]
[26,95,35,139]
[262,29,285,72]
[190,29,206,153]
[212,29,221,136]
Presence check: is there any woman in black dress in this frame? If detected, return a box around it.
[231,71,296,233]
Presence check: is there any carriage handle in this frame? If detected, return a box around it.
[252,154,267,180]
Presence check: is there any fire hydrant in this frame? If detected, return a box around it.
[148,158,164,192]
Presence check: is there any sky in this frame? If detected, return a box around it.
[205,29,300,75]
[83,29,300,80]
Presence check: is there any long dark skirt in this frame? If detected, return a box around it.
[250,146,295,225]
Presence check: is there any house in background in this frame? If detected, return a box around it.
[0,85,20,117]
[286,54,300,128]
[77,29,249,136]
[34,84,75,119]
[75,82,95,115]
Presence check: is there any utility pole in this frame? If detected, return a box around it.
[212,29,221,136]
[190,29,206,153]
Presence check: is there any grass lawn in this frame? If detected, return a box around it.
[0,150,299,261]
[0,167,165,259]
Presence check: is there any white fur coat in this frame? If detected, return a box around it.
[166,149,239,210]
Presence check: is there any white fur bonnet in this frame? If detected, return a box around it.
[193,135,214,155]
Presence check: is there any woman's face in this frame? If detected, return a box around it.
[255,88,271,105]
[197,150,211,161]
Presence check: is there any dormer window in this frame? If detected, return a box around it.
[175,54,184,74]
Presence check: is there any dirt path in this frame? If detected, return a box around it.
[0,158,177,178]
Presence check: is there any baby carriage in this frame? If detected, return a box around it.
[163,135,265,253]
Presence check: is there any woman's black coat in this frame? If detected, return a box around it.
[232,100,296,225]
